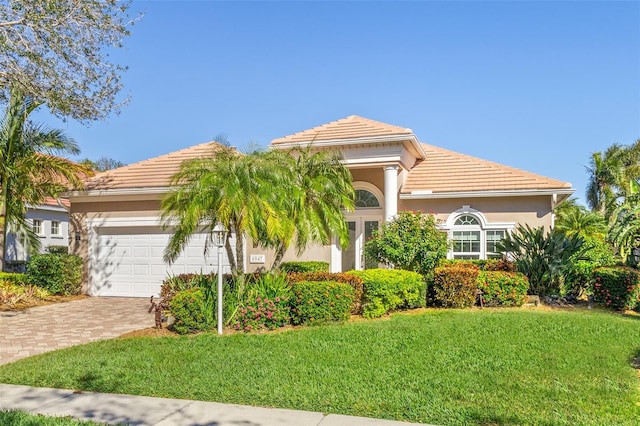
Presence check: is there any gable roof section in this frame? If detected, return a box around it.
[83,142,221,191]
[402,144,572,197]
[271,115,414,145]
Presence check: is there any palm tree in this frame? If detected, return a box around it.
[0,89,87,270]
[586,141,640,217]
[161,146,282,273]
[608,194,640,266]
[260,147,355,269]
[161,145,356,273]
[554,198,606,239]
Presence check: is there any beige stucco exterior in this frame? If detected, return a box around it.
[68,115,574,295]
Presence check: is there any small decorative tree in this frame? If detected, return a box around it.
[364,210,448,277]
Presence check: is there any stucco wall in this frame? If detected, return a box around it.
[399,195,553,230]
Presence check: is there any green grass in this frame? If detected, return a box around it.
[0,410,110,425]
[1,308,639,425]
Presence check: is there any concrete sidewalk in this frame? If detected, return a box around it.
[0,384,433,426]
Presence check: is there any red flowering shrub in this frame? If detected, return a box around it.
[477,271,528,307]
[592,267,640,310]
[233,296,290,332]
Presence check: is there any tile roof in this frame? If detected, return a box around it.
[83,142,222,191]
[402,144,572,194]
[41,197,70,209]
[271,115,414,144]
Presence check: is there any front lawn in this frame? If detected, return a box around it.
[0,308,638,425]
[0,410,111,425]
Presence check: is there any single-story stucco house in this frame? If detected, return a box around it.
[67,115,573,297]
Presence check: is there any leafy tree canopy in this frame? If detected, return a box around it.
[364,210,448,277]
[0,0,139,122]
[79,156,125,172]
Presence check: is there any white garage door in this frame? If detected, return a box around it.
[90,226,234,297]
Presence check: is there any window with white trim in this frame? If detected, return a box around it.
[51,221,61,236]
[32,219,43,236]
[486,230,505,258]
[449,213,507,260]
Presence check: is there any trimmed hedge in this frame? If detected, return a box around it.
[477,271,529,307]
[592,267,640,310]
[169,288,213,334]
[280,261,329,273]
[290,281,354,325]
[26,253,82,295]
[348,269,426,318]
[0,272,28,286]
[432,263,479,308]
[438,258,516,272]
[287,272,363,313]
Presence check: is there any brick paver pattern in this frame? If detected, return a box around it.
[0,297,152,365]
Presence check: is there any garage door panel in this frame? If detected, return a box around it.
[91,225,234,297]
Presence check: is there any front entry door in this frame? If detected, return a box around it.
[342,218,379,271]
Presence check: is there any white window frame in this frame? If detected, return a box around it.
[32,219,44,236]
[51,220,61,237]
[442,206,514,260]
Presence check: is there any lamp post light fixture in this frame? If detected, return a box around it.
[212,223,228,335]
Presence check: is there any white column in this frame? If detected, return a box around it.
[384,165,398,222]
[330,236,341,273]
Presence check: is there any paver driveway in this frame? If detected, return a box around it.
[0,297,153,365]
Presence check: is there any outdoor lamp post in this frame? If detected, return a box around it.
[212,223,227,335]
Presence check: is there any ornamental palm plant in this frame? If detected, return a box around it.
[0,88,87,270]
[260,146,355,270]
[161,146,284,273]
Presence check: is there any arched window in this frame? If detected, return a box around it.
[454,215,479,226]
[448,209,510,260]
[452,214,482,259]
[354,189,380,208]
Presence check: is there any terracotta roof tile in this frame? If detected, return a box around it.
[402,144,572,194]
[271,115,414,144]
[84,142,223,191]
[41,197,70,209]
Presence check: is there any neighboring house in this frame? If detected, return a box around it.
[68,115,573,297]
[5,197,70,269]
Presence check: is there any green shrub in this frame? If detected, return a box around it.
[348,269,425,318]
[0,272,28,285]
[234,297,291,332]
[287,272,363,313]
[592,267,640,310]
[233,273,292,332]
[290,281,354,325]
[438,259,516,272]
[169,288,213,334]
[477,271,529,307]
[432,263,479,308]
[280,261,329,273]
[364,210,448,277]
[564,236,617,297]
[26,253,82,295]
[497,224,587,295]
[46,245,68,254]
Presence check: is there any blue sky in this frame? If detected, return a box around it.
[36,0,639,205]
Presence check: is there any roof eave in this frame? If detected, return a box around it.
[400,188,575,200]
[65,187,169,202]
[271,134,427,159]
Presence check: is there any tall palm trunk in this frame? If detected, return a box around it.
[271,242,286,271]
